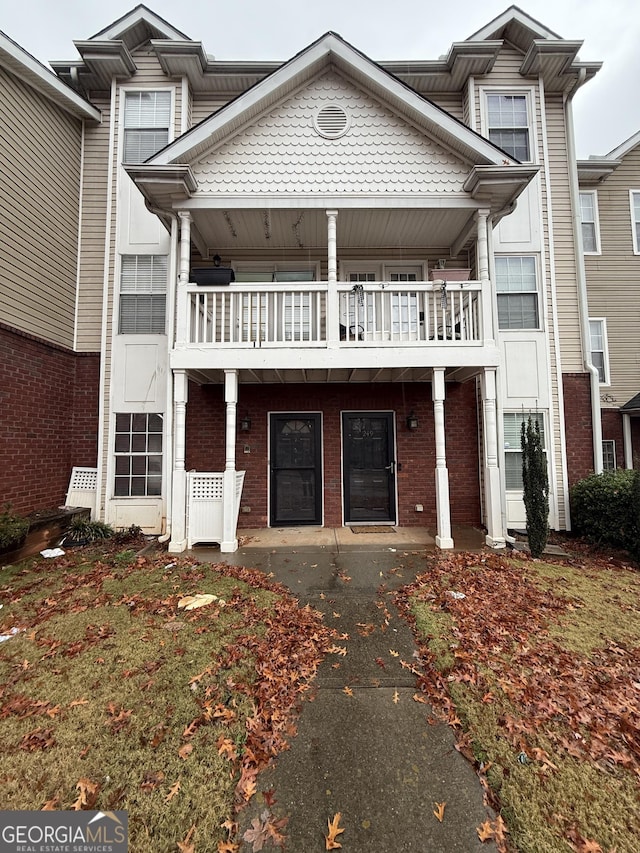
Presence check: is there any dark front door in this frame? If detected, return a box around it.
[343,412,396,523]
[270,413,322,526]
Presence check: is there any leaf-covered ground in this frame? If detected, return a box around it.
[0,538,334,852]
[396,551,640,853]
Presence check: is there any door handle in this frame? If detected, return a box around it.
[385,461,396,473]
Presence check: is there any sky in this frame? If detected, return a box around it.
[1,0,638,158]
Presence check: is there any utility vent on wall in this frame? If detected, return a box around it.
[314,104,350,139]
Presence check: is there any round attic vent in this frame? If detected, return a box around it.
[314,104,350,139]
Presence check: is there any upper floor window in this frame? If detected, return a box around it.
[123,91,171,163]
[589,318,610,384]
[631,191,640,254]
[580,191,601,253]
[486,93,530,162]
[495,256,539,330]
[119,255,167,335]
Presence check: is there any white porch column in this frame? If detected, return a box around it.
[433,368,454,549]
[326,210,339,347]
[476,208,494,345]
[481,368,506,548]
[168,370,188,553]
[221,369,239,553]
[175,211,191,347]
[623,413,633,469]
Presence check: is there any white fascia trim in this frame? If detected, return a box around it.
[467,8,560,42]
[178,195,480,210]
[606,130,640,160]
[0,32,101,121]
[149,34,510,168]
[91,8,189,42]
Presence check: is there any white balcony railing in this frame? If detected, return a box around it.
[183,281,484,347]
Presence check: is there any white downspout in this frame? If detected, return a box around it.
[565,68,603,475]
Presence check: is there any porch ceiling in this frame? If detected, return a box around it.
[189,206,477,256]
[184,366,477,385]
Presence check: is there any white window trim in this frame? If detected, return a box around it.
[494,253,541,331]
[118,254,168,335]
[232,260,321,281]
[479,86,537,164]
[118,85,175,165]
[580,190,601,255]
[503,411,547,492]
[630,190,640,255]
[589,317,611,385]
[339,261,427,281]
[602,439,616,471]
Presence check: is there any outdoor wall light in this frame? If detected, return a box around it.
[406,411,419,431]
[240,415,252,432]
[212,253,222,267]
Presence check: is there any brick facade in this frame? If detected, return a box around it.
[562,373,595,485]
[0,324,100,515]
[185,380,481,529]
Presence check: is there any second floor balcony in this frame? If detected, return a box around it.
[179,279,490,352]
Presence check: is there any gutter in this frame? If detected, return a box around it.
[564,68,603,476]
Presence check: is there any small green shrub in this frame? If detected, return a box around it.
[0,505,29,550]
[66,518,114,544]
[570,469,636,549]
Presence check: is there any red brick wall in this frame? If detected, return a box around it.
[186,380,481,529]
[562,373,595,485]
[0,324,99,515]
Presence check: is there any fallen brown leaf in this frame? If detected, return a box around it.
[433,802,446,822]
[325,812,345,850]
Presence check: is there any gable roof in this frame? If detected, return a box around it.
[468,5,561,45]
[148,31,514,169]
[577,130,640,185]
[0,29,100,121]
[89,3,190,49]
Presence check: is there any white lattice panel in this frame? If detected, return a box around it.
[186,472,245,549]
[65,467,98,510]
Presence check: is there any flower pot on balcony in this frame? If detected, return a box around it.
[191,267,236,286]
[429,269,471,282]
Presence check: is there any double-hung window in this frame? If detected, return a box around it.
[114,413,163,497]
[602,440,616,471]
[631,191,640,254]
[495,256,539,330]
[123,91,171,163]
[580,191,600,253]
[119,255,167,335]
[486,93,530,162]
[504,412,545,490]
[589,318,610,384]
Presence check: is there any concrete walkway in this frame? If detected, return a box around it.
[193,528,496,852]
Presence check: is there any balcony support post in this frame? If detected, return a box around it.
[433,368,454,549]
[176,211,191,347]
[481,368,506,548]
[326,209,339,347]
[221,369,239,552]
[476,208,494,345]
[168,369,188,553]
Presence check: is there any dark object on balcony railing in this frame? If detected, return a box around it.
[191,267,236,286]
[340,323,364,341]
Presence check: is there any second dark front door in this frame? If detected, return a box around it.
[342,412,396,523]
[270,413,322,526]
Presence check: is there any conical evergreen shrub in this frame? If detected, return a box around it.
[521,415,549,558]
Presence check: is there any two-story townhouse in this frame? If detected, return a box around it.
[579,132,640,470]
[3,5,604,554]
[0,31,101,516]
